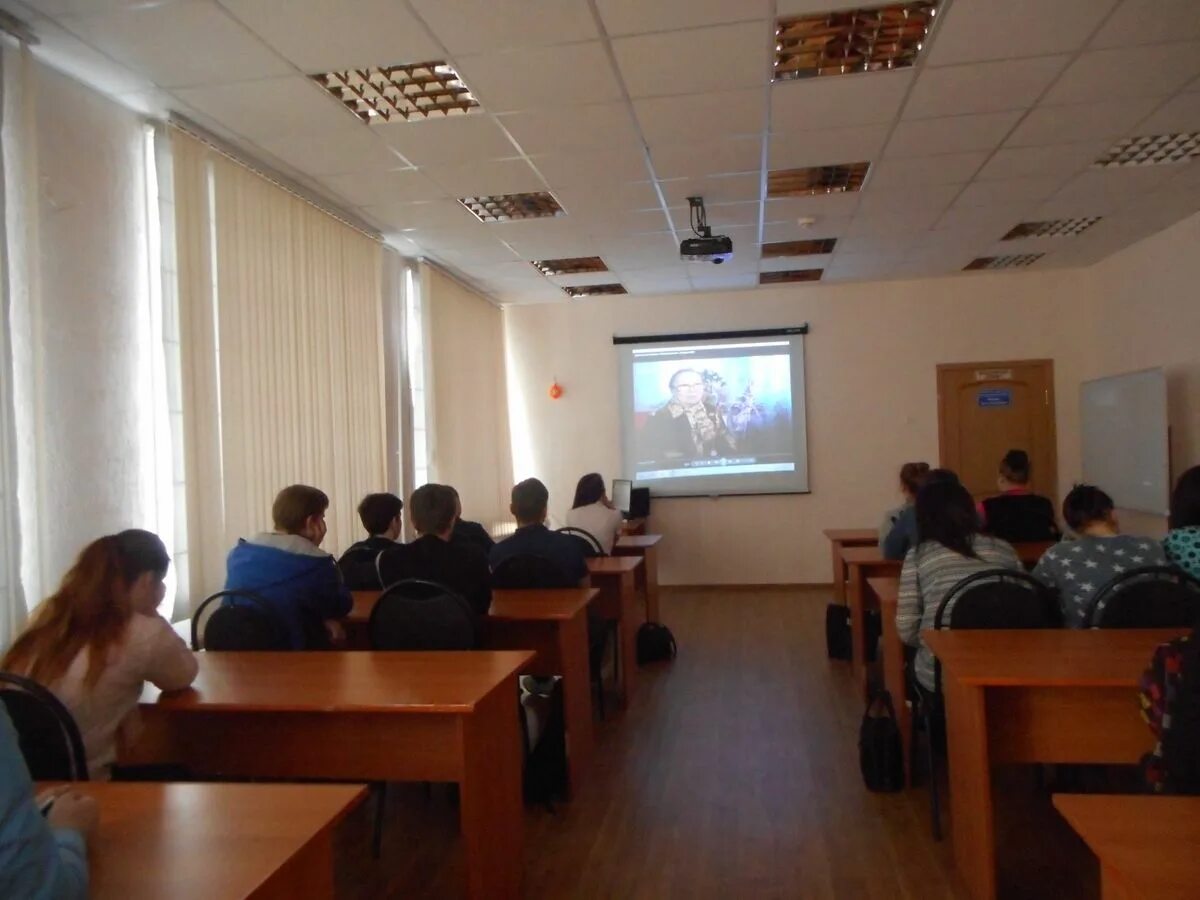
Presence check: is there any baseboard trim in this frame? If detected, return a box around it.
[661,583,832,592]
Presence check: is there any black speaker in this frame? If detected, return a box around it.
[628,487,650,519]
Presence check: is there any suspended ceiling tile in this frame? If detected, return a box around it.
[409,0,599,54]
[976,142,1110,181]
[884,110,1023,158]
[1041,43,1200,105]
[855,181,963,214]
[951,176,1066,209]
[687,272,759,291]
[846,207,943,236]
[767,124,889,170]
[497,102,640,155]
[551,181,664,214]
[634,89,767,145]
[833,232,921,255]
[319,169,448,207]
[771,70,912,130]
[377,115,519,167]
[424,158,549,197]
[60,1,292,88]
[903,56,1070,120]
[759,254,830,273]
[670,200,761,230]
[763,191,862,221]
[1036,166,1178,217]
[175,77,357,140]
[612,22,770,99]
[533,148,654,185]
[763,216,852,242]
[651,137,763,179]
[255,130,408,177]
[363,198,484,232]
[1089,0,1200,49]
[616,270,695,293]
[1005,97,1162,147]
[933,204,1028,235]
[867,151,988,188]
[925,0,1119,66]
[1135,92,1200,136]
[455,43,624,112]
[219,0,442,72]
[596,0,771,37]
[658,173,763,207]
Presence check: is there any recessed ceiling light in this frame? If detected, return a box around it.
[1092,132,1200,168]
[768,163,869,198]
[773,2,939,82]
[1002,218,1101,240]
[762,238,838,258]
[760,269,824,284]
[531,257,608,277]
[459,192,564,223]
[311,61,479,124]
[964,254,1044,270]
[563,283,627,298]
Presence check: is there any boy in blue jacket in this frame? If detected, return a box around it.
[224,484,352,649]
[0,706,94,898]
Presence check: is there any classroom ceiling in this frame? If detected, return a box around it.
[7,0,1200,304]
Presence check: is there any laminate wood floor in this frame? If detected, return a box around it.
[332,588,1097,899]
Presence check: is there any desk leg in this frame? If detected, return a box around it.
[558,611,594,797]
[643,545,660,623]
[943,676,997,900]
[848,563,867,691]
[617,571,639,706]
[460,685,523,900]
[831,541,845,605]
[880,607,910,784]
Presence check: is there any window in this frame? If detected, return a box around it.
[406,265,431,489]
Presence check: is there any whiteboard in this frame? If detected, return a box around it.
[1080,368,1169,515]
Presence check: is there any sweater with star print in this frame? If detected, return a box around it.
[1032,534,1167,628]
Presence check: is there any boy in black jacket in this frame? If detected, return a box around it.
[337,493,403,589]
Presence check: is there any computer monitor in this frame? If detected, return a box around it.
[611,478,633,515]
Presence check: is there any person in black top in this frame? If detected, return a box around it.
[446,485,495,554]
[379,484,492,616]
[337,493,403,589]
[489,478,588,585]
[979,449,1060,543]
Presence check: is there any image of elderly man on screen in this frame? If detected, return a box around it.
[640,367,738,462]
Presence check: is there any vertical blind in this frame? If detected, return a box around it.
[171,128,386,607]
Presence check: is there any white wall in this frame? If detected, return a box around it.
[504,268,1082,584]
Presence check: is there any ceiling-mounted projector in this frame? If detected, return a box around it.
[680,196,733,264]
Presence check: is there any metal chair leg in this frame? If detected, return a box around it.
[924,707,942,842]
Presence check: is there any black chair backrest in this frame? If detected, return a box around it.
[0,672,88,780]
[1085,566,1200,629]
[192,590,291,651]
[368,579,476,650]
[492,554,574,589]
[556,527,605,557]
[932,568,1061,692]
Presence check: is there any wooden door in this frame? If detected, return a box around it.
[937,360,1057,502]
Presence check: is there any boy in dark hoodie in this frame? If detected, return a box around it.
[224,484,351,649]
[337,493,404,589]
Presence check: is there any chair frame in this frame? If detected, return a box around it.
[190,589,290,651]
[556,527,606,556]
[0,671,89,781]
[1083,565,1200,629]
[366,578,475,651]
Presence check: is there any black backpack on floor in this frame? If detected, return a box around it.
[826,602,851,660]
[637,622,677,664]
[859,690,904,792]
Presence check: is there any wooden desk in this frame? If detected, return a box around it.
[621,517,647,536]
[39,781,364,900]
[586,555,644,707]
[123,651,532,900]
[867,575,908,782]
[925,629,1185,900]
[824,528,879,606]
[613,534,663,622]
[485,588,599,797]
[1054,794,1200,900]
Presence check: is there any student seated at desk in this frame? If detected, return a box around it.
[883,468,958,560]
[490,478,588,586]
[1033,484,1166,628]
[978,449,1060,543]
[0,706,96,899]
[566,473,624,554]
[1,530,198,779]
[447,485,495,555]
[337,492,403,590]
[897,480,1022,691]
[879,461,930,552]
[1163,465,1200,580]
[378,484,492,618]
[224,484,352,649]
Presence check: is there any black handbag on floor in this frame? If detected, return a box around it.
[636,622,677,664]
[859,690,904,792]
[826,602,851,660]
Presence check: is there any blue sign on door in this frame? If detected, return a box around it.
[978,389,1012,408]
